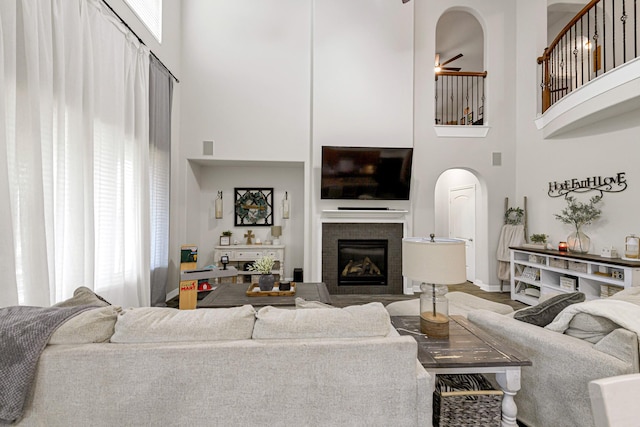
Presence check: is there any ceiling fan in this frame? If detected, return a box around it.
[435,53,463,72]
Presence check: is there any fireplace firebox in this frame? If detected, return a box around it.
[337,239,388,286]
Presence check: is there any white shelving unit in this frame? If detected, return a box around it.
[510,247,640,306]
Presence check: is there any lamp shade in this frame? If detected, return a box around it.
[271,226,282,238]
[402,237,466,284]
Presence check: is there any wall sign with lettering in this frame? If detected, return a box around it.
[548,172,627,198]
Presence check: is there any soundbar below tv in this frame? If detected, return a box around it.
[321,146,413,201]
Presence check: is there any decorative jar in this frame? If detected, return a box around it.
[258,274,275,291]
[567,231,590,253]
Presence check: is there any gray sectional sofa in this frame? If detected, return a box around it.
[467,288,640,427]
[13,292,432,426]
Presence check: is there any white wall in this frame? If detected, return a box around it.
[413,0,518,289]
[515,2,640,257]
[188,161,304,279]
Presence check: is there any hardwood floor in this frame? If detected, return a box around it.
[329,281,527,310]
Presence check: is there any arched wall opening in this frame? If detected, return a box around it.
[434,168,492,291]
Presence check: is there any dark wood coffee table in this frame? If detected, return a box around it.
[391,315,531,427]
[198,282,331,308]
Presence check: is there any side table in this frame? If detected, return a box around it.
[391,315,532,427]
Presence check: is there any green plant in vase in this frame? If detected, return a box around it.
[248,256,276,291]
[554,195,602,253]
[530,234,548,245]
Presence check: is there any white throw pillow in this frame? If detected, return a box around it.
[110,305,256,343]
[252,302,391,339]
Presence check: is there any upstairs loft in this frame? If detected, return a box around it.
[535,0,640,138]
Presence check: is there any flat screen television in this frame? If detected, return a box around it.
[321,146,413,200]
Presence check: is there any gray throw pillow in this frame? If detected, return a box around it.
[514,292,585,327]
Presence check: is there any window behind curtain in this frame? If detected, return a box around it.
[123,0,162,43]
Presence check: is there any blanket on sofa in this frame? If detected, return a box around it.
[545,298,640,338]
[0,305,96,424]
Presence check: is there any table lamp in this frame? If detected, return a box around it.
[402,234,466,338]
[271,226,282,245]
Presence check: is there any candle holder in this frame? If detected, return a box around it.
[558,241,568,252]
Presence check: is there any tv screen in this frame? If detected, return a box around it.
[321,146,413,200]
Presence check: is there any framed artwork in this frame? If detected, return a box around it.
[478,105,484,118]
[220,236,230,246]
[234,188,274,226]
[460,116,465,125]
[467,112,473,125]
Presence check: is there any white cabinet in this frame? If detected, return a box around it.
[213,245,285,283]
[510,247,640,306]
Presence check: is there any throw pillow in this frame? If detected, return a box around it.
[49,306,122,344]
[252,302,391,339]
[110,305,256,343]
[564,313,620,344]
[514,292,585,327]
[52,286,111,308]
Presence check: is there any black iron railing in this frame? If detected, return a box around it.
[538,0,639,112]
[435,71,487,126]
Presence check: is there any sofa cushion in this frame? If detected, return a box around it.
[514,292,585,327]
[52,286,111,308]
[564,313,620,343]
[110,305,256,343]
[49,306,121,344]
[253,302,391,339]
[294,297,335,309]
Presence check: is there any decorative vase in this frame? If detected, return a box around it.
[567,230,591,253]
[258,274,275,291]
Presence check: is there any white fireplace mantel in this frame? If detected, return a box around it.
[321,209,408,221]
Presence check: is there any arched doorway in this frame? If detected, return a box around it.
[434,169,484,284]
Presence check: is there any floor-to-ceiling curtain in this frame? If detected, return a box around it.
[0,0,150,308]
[149,55,173,307]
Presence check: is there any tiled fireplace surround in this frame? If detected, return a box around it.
[322,221,405,295]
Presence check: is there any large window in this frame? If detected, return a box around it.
[124,0,163,43]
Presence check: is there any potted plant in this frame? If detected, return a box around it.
[554,195,602,253]
[248,255,276,291]
[529,234,548,246]
[220,230,233,246]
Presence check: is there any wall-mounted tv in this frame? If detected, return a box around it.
[321,146,413,200]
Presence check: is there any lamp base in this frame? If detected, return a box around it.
[420,312,449,338]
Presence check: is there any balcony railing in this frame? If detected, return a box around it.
[435,71,487,126]
[538,0,639,113]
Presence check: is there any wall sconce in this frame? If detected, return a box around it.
[215,191,223,219]
[271,225,282,245]
[282,192,290,219]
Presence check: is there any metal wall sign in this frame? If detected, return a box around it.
[548,172,627,198]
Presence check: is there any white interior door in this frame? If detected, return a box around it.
[449,185,476,282]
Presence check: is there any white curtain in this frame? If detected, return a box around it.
[0,0,150,308]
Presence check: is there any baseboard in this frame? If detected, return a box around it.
[473,279,506,293]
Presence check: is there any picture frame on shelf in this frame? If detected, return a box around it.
[220,236,230,246]
[466,112,473,125]
[234,187,274,226]
[460,116,465,125]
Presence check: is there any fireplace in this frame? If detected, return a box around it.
[322,222,404,294]
[337,239,388,286]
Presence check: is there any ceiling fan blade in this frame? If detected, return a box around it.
[441,67,461,71]
[440,53,463,67]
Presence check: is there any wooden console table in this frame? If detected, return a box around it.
[391,315,532,427]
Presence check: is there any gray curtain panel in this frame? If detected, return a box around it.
[149,55,174,307]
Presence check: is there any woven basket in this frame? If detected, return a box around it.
[433,374,503,427]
